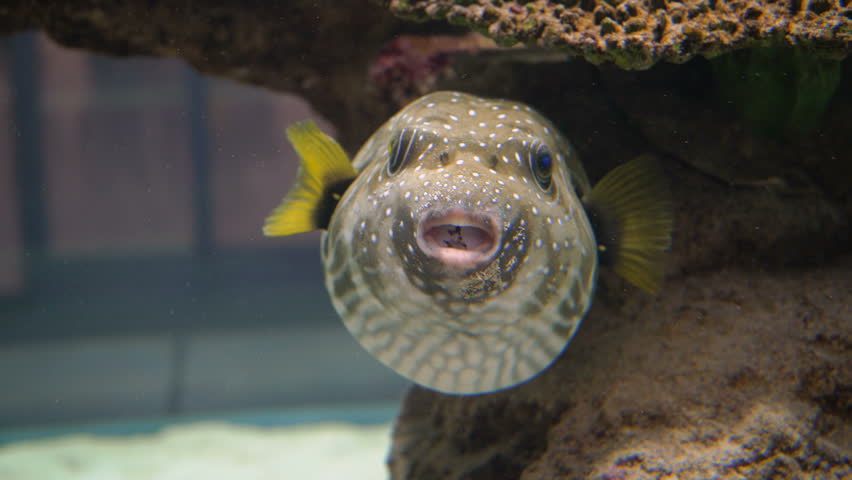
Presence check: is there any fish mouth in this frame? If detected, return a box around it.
[416,208,501,270]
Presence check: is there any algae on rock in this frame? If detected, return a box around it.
[712,46,843,137]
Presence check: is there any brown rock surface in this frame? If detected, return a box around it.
[385,0,852,69]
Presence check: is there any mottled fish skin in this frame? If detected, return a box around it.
[322,91,597,395]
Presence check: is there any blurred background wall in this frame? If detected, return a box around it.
[0,32,407,429]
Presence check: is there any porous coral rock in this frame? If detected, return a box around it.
[383,0,852,69]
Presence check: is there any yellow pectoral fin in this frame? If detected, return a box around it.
[263,120,357,237]
[584,154,673,294]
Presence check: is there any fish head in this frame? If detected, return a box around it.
[322,91,598,394]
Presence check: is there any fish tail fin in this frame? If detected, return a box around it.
[584,154,673,294]
[263,120,357,237]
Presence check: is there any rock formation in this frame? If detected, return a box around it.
[0,0,424,150]
[385,0,852,69]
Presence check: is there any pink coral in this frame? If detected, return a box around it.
[368,34,496,106]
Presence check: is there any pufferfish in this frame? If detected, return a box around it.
[264,91,672,395]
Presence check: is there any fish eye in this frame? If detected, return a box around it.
[530,146,553,190]
[388,128,415,176]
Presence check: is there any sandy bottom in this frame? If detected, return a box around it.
[0,421,392,480]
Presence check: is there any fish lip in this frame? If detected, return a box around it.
[416,207,502,270]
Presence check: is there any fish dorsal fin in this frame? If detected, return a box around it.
[263,120,358,236]
[583,154,673,294]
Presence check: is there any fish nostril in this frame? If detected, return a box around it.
[486,155,499,168]
[438,152,450,166]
